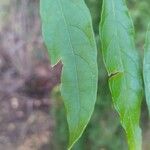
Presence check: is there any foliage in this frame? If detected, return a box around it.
[100,0,143,149]
[143,25,150,115]
[40,0,150,150]
[40,0,98,149]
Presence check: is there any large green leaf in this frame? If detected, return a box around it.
[144,24,150,115]
[100,0,143,149]
[40,0,98,149]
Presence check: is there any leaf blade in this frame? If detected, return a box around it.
[100,0,143,149]
[40,0,98,149]
[143,24,150,115]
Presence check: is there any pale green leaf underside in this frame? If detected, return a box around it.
[40,0,98,149]
[144,24,150,115]
[100,0,143,150]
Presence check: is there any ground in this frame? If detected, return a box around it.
[0,54,61,150]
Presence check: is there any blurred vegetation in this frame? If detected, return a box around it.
[0,0,150,150]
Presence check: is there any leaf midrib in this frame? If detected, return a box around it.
[57,0,82,137]
[110,0,137,147]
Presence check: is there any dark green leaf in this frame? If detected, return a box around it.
[100,0,143,149]
[40,0,98,149]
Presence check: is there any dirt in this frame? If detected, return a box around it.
[0,55,62,150]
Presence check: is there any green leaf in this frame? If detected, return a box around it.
[40,0,98,149]
[143,24,150,115]
[100,0,143,150]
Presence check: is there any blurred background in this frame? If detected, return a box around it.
[0,0,150,149]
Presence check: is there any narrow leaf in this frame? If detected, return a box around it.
[100,0,143,150]
[40,0,98,149]
[143,24,150,115]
